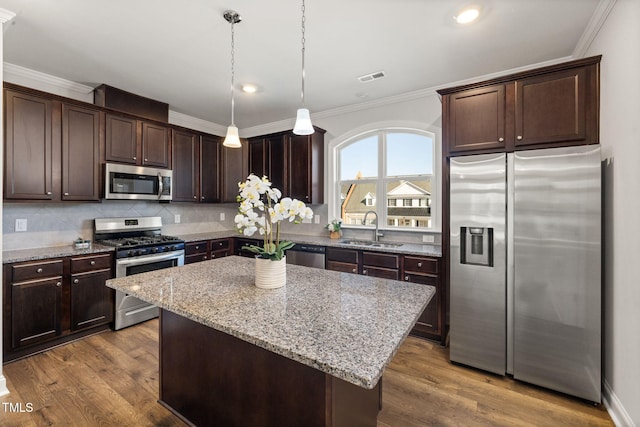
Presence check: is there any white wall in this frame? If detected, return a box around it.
[586,0,640,425]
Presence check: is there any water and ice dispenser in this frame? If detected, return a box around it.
[460,227,493,267]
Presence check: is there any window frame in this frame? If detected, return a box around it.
[328,125,441,233]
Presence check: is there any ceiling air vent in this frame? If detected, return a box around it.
[358,71,386,83]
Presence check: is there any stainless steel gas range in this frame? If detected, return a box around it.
[94,216,185,330]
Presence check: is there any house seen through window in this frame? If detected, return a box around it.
[336,130,435,230]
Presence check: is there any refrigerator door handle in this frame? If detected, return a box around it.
[506,153,515,375]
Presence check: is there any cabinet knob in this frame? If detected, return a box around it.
[517,135,523,140]
[193,195,197,199]
[201,196,205,200]
[64,192,69,196]
[195,245,200,250]
[498,137,504,142]
[218,242,223,247]
[203,256,208,260]
[363,269,368,275]
[36,268,43,273]
[417,262,422,268]
[73,278,79,284]
[46,191,52,195]
[56,281,62,287]
[144,158,148,162]
[133,156,137,160]
[90,260,96,265]
[211,254,216,258]
[405,275,409,281]
[352,268,357,273]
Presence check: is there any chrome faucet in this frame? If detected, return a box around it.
[362,210,384,242]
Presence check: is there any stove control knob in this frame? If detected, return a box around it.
[127,250,134,257]
[163,246,170,252]
[151,247,158,254]
[170,245,176,251]
[134,250,142,256]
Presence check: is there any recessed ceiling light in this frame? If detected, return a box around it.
[241,84,257,93]
[454,6,480,24]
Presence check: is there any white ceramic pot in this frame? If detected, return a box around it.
[254,256,286,289]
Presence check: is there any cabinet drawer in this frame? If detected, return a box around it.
[210,250,229,259]
[404,256,438,274]
[210,239,230,251]
[186,241,209,255]
[326,261,358,274]
[12,259,64,282]
[70,253,113,273]
[363,266,399,280]
[362,252,399,269]
[326,248,359,264]
[403,273,438,286]
[185,254,209,264]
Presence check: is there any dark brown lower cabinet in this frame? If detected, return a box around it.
[3,253,114,361]
[185,239,231,264]
[70,269,114,331]
[402,255,442,342]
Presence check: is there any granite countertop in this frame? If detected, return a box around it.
[3,231,441,264]
[180,231,443,257]
[105,256,434,389]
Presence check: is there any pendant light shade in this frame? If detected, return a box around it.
[293,0,314,135]
[293,108,314,135]
[223,125,241,148]
[223,10,242,148]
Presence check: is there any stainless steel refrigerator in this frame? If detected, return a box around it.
[449,145,601,402]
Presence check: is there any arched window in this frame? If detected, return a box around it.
[331,129,438,231]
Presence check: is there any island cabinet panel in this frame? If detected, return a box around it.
[185,240,209,264]
[3,253,114,361]
[159,309,381,427]
[4,89,56,200]
[439,55,600,155]
[61,103,103,201]
[402,255,442,341]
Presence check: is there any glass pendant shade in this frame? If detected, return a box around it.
[223,125,242,148]
[293,108,314,135]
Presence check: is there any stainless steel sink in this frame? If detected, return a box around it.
[338,239,403,248]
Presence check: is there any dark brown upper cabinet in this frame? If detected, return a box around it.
[105,112,170,168]
[62,103,103,201]
[221,139,248,203]
[248,128,325,204]
[171,128,221,203]
[439,55,600,156]
[4,89,56,200]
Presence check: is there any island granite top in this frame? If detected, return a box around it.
[106,255,434,389]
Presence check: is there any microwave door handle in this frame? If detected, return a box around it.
[157,173,163,199]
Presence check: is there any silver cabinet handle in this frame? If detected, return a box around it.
[201,196,205,200]
[193,195,197,199]
[417,262,423,267]
[46,191,52,195]
[64,192,69,196]
[133,156,137,160]
[90,260,96,265]
[517,135,523,140]
[405,275,409,281]
[144,158,148,162]
[352,268,357,273]
[498,137,504,142]
[36,268,43,273]
[73,279,79,284]
[195,246,200,250]
[363,269,368,275]
[56,281,62,287]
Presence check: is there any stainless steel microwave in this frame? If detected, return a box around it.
[104,163,172,201]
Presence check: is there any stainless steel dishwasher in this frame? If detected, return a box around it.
[286,244,326,268]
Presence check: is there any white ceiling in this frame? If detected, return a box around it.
[0,0,604,130]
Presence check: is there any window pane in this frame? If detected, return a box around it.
[340,135,378,180]
[386,179,432,228]
[386,133,432,177]
[340,182,377,225]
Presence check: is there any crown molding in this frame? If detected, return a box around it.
[3,63,94,102]
[573,0,617,58]
[168,110,226,135]
[0,8,16,24]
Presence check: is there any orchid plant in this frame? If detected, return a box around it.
[234,174,314,260]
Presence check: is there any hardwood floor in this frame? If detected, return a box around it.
[0,320,613,426]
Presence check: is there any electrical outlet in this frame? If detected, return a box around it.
[174,214,181,224]
[220,212,225,221]
[314,215,320,224]
[15,218,27,232]
[422,235,435,243]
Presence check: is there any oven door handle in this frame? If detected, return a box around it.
[116,250,184,267]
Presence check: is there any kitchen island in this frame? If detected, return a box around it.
[106,256,434,426]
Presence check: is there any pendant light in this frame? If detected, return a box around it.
[293,0,315,135]
[223,10,242,148]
